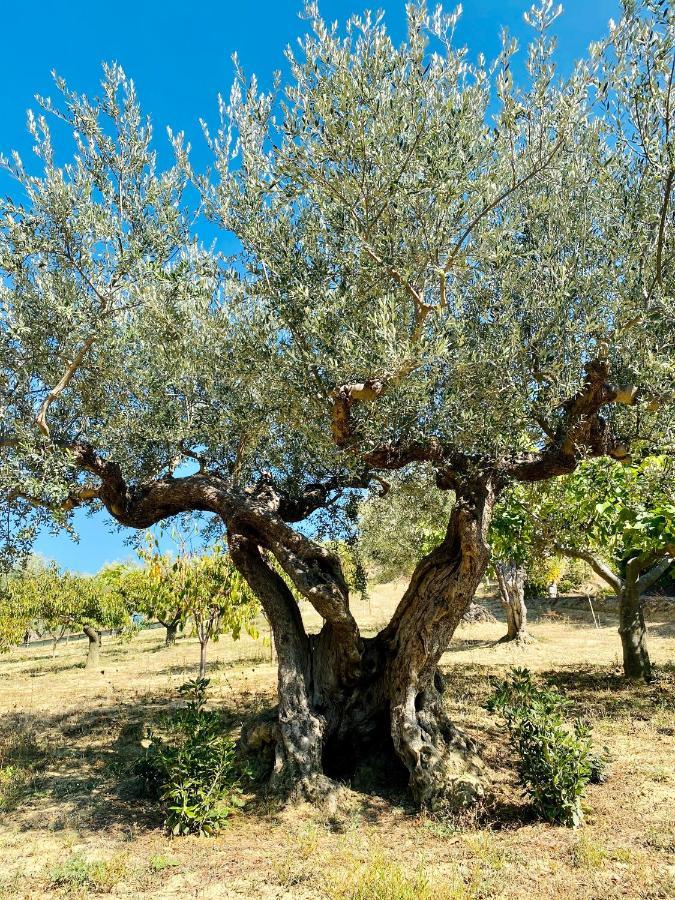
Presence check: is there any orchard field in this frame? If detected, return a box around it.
[0,585,673,900]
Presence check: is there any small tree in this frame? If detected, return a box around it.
[533,457,675,681]
[0,580,32,652]
[9,566,132,668]
[151,546,260,677]
[130,537,192,646]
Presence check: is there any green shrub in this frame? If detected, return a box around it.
[134,678,245,835]
[487,668,606,827]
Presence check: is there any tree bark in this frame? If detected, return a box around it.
[164,620,179,647]
[231,534,333,801]
[495,563,531,643]
[235,477,497,811]
[618,587,652,681]
[380,479,496,809]
[83,625,101,669]
[199,639,208,678]
[620,554,654,682]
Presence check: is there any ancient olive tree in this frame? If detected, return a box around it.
[1,3,674,808]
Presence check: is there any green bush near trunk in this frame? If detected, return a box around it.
[487,668,606,827]
[134,678,246,835]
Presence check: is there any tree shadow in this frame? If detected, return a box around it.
[20,659,86,678]
[649,620,675,638]
[449,638,502,652]
[0,697,176,834]
[0,686,288,838]
[532,665,675,718]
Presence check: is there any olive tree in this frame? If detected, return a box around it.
[1,3,674,808]
[489,489,537,643]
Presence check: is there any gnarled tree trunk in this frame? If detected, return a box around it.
[234,477,496,810]
[83,625,101,669]
[495,563,531,643]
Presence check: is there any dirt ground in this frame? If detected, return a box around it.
[0,583,673,899]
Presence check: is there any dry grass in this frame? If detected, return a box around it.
[0,585,673,899]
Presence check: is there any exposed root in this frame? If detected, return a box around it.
[240,706,339,806]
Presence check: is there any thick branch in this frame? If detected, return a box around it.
[553,543,623,595]
[637,553,674,595]
[330,366,416,449]
[504,359,637,483]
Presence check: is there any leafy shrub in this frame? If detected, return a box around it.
[134,678,245,835]
[487,668,606,826]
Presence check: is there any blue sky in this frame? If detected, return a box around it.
[1,0,620,572]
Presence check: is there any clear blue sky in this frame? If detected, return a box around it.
[1,0,619,572]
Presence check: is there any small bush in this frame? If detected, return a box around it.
[148,853,180,872]
[487,668,606,827]
[134,678,245,835]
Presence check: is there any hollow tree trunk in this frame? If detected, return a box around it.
[232,477,497,811]
[83,625,101,669]
[495,563,531,643]
[618,587,652,681]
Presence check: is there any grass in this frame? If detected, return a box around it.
[0,584,672,898]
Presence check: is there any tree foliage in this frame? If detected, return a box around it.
[6,564,133,651]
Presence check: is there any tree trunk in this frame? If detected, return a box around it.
[83,625,101,669]
[231,535,332,801]
[618,586,652,681]
[233,477,497,811]
[495,563,531,643]
[199,639,208,678]
[164,621,179,647]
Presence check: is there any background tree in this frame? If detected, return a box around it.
[1,2,673,808]
[489,489,536,643]
[8,566,132,667]
[132,535,192,646]
[533,457,675,681]
[0,579,32,652]
[359,474,453,583]
[154,546,260,677]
